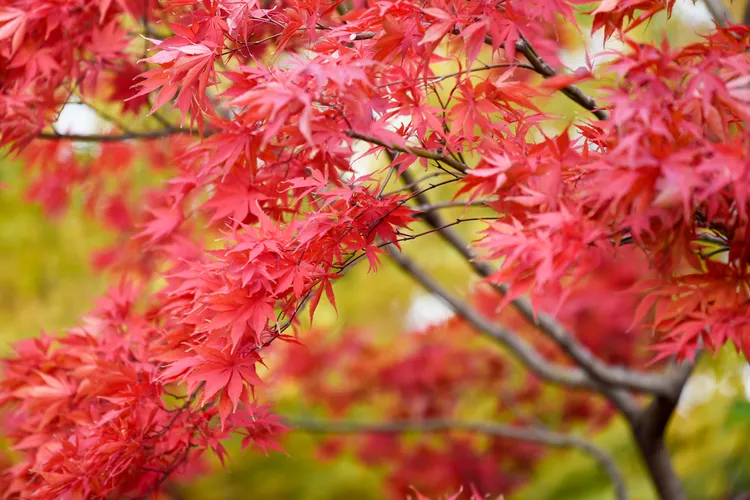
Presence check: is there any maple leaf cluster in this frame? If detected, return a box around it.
[0,282,287,497]
[0,0,748,497]
[477,28,750,363]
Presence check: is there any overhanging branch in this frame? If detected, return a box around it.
[285,417,627,500]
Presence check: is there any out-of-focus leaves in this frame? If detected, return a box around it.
[727,400,750,428]
[0,158,109,354]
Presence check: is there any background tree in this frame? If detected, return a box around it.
[0,0,750,499]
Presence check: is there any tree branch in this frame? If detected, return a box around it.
[443,229,669,396]
[377,62,536,89]
[384,244,594,390]
[702,0,735,28]
[515,40,608,121]
[36,128,203,142]
[286,417,627,500]
[347,130,468,175]
[395,170,670,400]
[414,199,497,214]
[444,27,608,120]
[628,359,697,500]
[265,21,608,122]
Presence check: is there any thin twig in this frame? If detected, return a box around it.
[377,62,536,89]
[414,199,498,214]
[382,172,450,196]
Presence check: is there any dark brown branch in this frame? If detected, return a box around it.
[286,417,627,500]
[384,244,594,390]
[629,360,696,500]
[414,199,498,214]
[328,23,608,120]
[444,27,607,120]
[347,130,468,175]
[37,128,203,142]
[259,22,606,122]
[515,40,608,121]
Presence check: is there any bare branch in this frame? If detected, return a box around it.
[384,244,594,390]
[37,128,203,142]
[286,417,627,500]
[414,199,498,214]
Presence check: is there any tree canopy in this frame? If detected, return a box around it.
[1,0,750,498]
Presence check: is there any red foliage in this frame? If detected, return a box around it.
[0,0,748,498]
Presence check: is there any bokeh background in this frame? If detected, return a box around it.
[2,1,750,498]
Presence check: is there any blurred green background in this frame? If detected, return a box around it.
[2,1,750,499]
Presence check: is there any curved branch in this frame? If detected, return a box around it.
[395,169,668,401]
[384,244,594,390]
[286,417,627,500]
[439,228,669,397]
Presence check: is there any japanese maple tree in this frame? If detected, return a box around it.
[0,0,749,498]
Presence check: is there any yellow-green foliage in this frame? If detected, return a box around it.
[0,159,109,354]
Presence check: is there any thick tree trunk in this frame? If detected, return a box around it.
[630,393,687,500]
[634,432,685,500]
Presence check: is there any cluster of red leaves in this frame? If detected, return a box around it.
[0,281,287,498]
[475,26,750,363]
[0,0,748,497]
[0,0,158,150]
